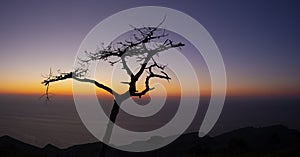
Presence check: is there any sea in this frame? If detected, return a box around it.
[0,94,299,148]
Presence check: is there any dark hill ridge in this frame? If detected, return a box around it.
[1,125,300,157]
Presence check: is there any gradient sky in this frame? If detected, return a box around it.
[0,0,299,96]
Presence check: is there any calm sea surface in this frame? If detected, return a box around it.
[0,94,299,148]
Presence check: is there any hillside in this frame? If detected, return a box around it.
[1,125,300,157]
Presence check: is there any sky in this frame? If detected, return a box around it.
[0,0,299,96]
[0,0,300,148]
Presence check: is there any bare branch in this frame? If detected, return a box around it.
[42,19,185,99]
[120,56,133,76]
[41,70,117,99]
[129,59,171,98]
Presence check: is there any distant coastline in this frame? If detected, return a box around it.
[1,125,300,157]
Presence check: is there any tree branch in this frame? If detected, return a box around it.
[130,60,171,98]
[120,56,133,76]
[41,70,117,100]
[42,19,185,99]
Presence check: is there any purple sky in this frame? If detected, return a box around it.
[0,0,299,95]
[0,1,300,148]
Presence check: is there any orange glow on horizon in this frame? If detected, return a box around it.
[1,82,298,97]
[0,75,298,97]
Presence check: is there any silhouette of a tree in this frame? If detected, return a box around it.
[42,20,184,157]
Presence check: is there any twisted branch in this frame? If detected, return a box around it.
[42,19,184,99]
[41,69,116,100]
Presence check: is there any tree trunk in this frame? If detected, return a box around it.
[100,100,120,157]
